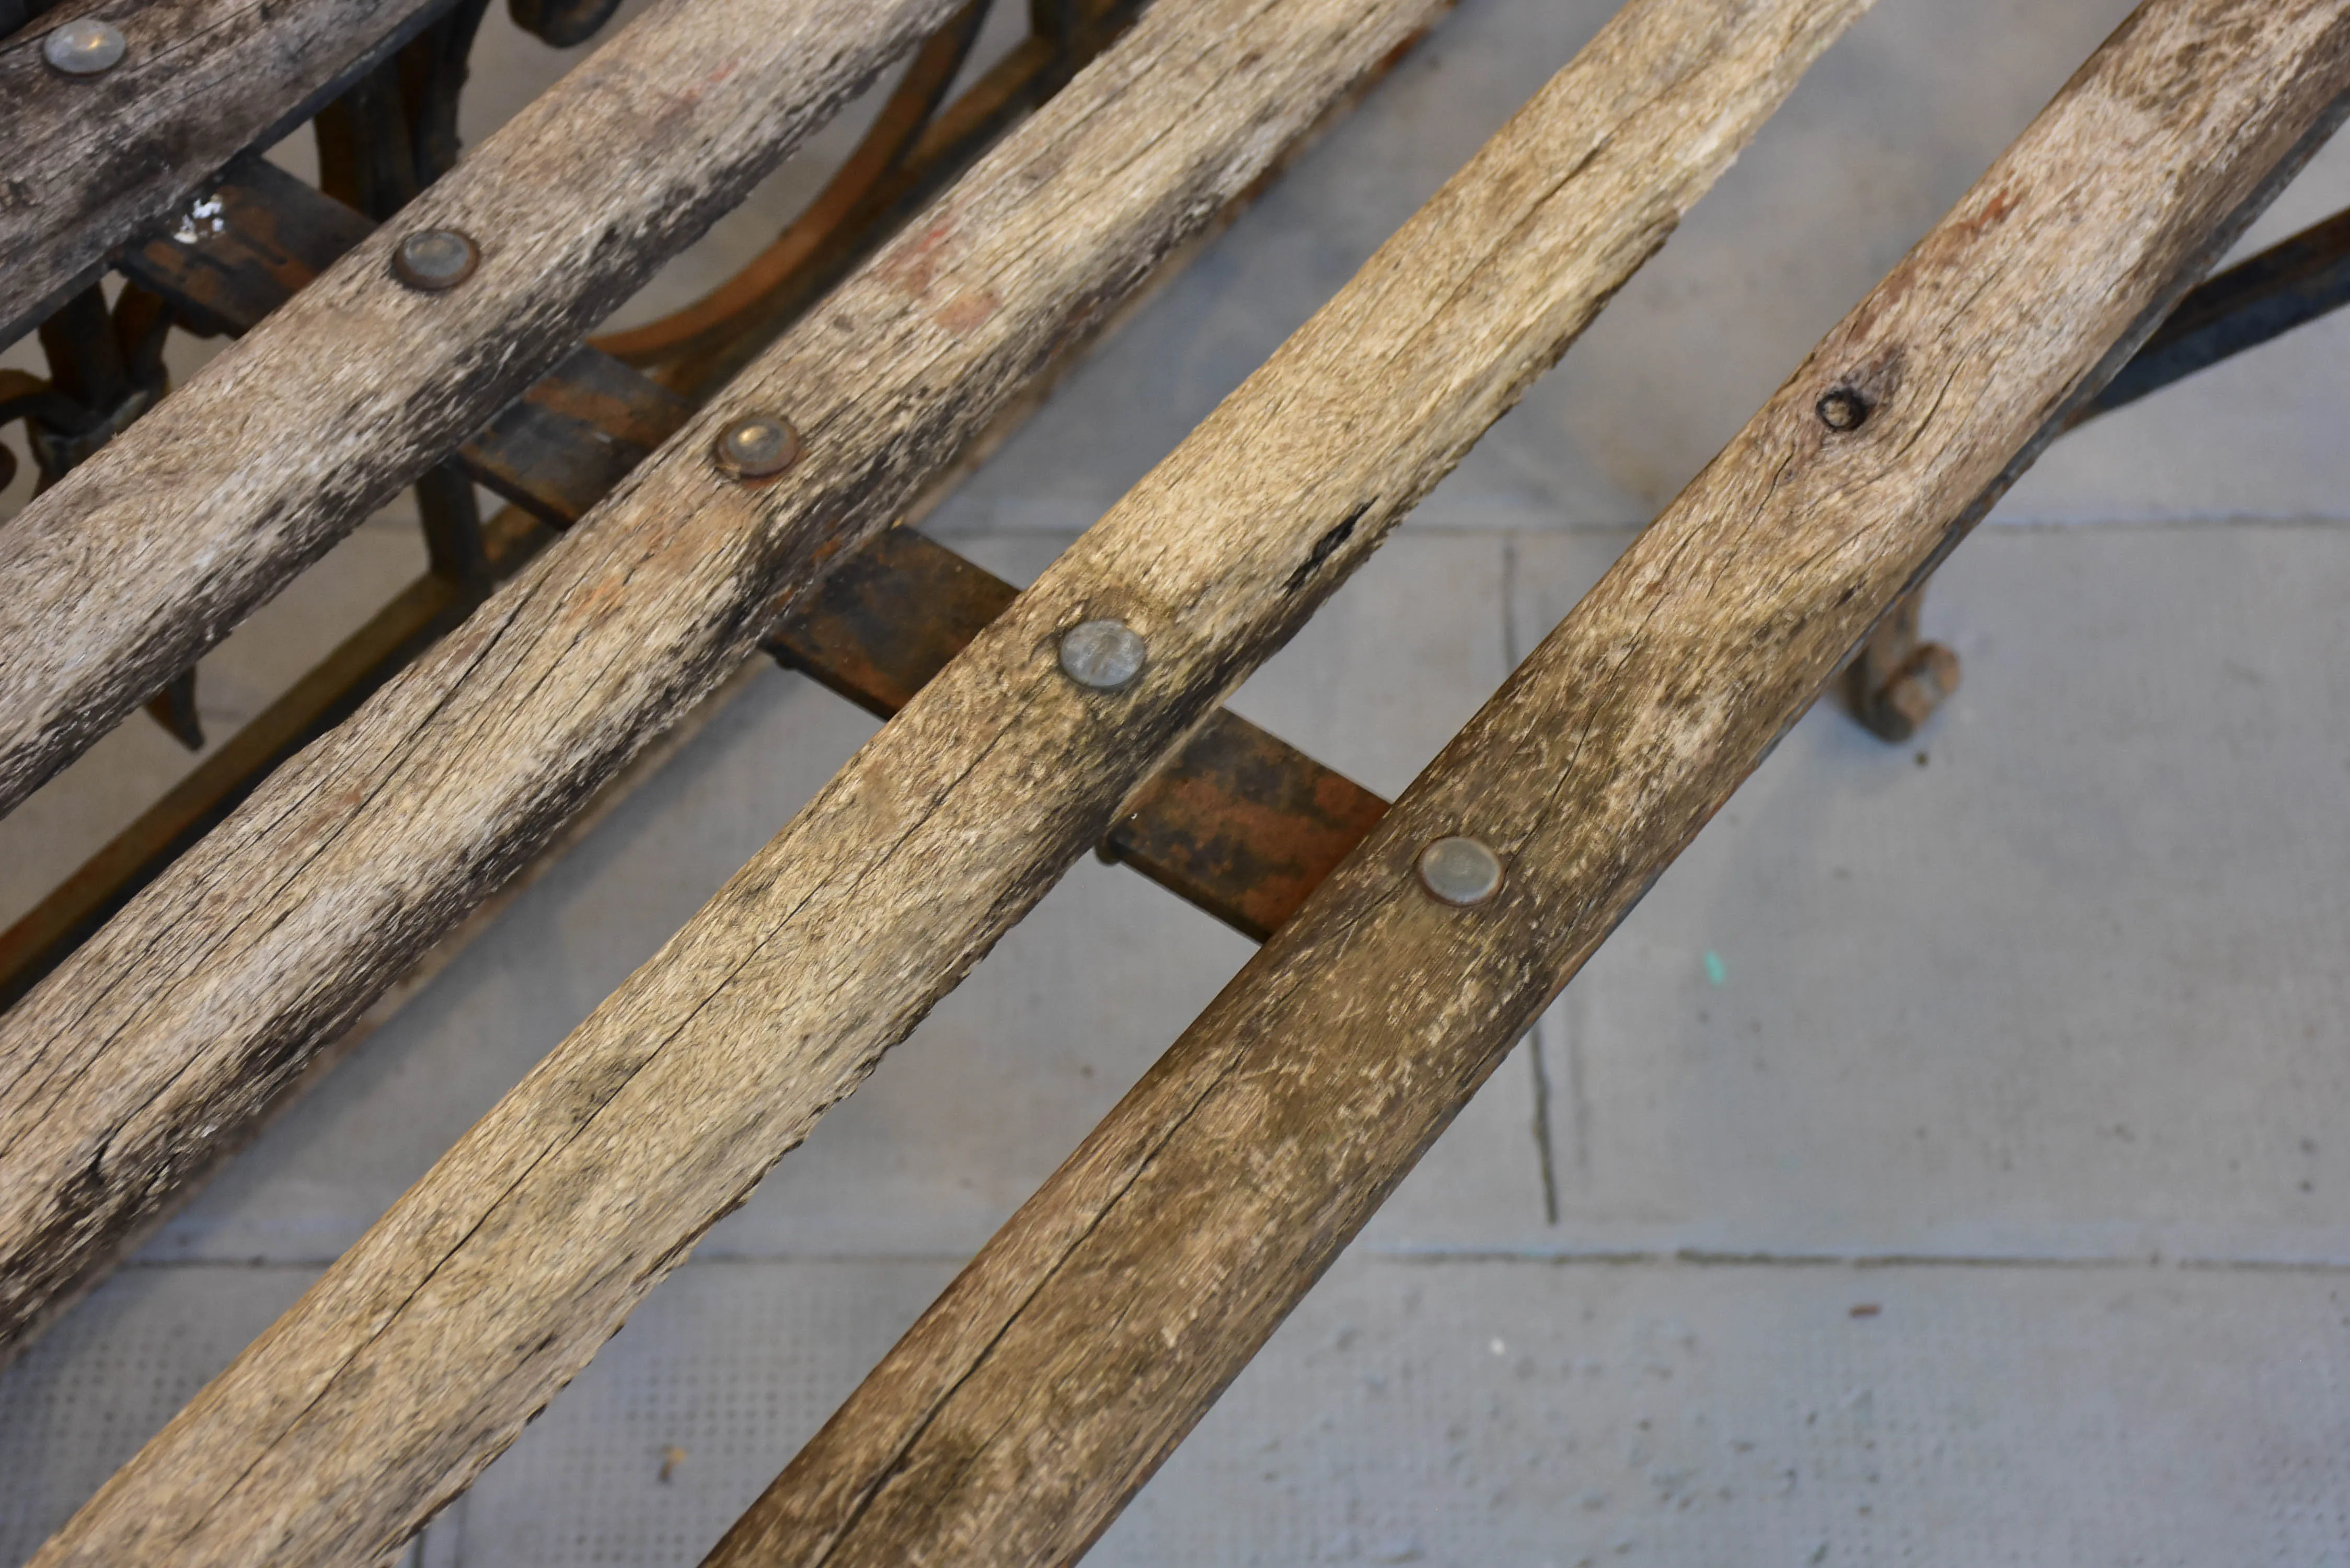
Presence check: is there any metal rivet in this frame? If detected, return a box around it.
[1418,835,1502,906]
[1815,387,1869,432]
[1058,619,1147,690]
[393,228,479,291]
[712,414,802,480]
[44,17,126,74]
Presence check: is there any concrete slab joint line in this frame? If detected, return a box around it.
[20,0,1873,1561]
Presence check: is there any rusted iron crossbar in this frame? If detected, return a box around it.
[764,526,1391,940]
[9,153,2350,1006]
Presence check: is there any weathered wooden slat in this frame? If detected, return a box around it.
[1,166,656,1016]
[763,524,1392,940]
[697,5,2350,1563]
[5,0,1469,1550]
[0,0,463,349]
[0,0,971,818]
[2076,202,2350,420]
[0,511,552,1017]
[119,157,700,526]
[0,0,1452,1369]
[21,1,1862,1561]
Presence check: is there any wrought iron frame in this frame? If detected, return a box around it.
[5,0,2350,1016]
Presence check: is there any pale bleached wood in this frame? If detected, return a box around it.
[694,4,2350,1564]
[0,0,1454,1366]
[6,0,1458,1551]
[0,0,462,348]
[25,0,1864,1561]
[0,0,970,817]
[0,0,1458,1386]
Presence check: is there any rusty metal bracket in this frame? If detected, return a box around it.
[0,1,1328,1005]
[763,525,1391,941]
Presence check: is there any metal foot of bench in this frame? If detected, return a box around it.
[1849,581,1959,743]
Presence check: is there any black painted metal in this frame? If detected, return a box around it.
[2080,206,2350,420]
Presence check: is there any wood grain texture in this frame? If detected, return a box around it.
[0,0,967,818]
[0,0,1457,1383]
[699,4,2350,1563]
[41,0,1858,1559]
[7,0,1481,1558]
[0,0,458,349]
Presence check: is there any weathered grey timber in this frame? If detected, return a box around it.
[0,0,1460,1388]
[0,0,969,818]
[0,0,462,349]
[23,0,1866,1561]
[695,4,2350,1563]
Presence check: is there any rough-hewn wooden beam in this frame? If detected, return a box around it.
[6,0,1466,1545]
[24,1,1863,1561]
[697,5,2350,1563]
[0,0,1454,1373]
[0,0,466,349]
[0,0,970,817]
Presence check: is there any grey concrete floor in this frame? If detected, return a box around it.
[7,0,2350,1563]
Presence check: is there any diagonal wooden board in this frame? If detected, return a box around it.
[0,0,971,817]
[0,0,463,349]
[26,0,1871,1561]
[697,2,2350,1563]
[0,0,1462,1376]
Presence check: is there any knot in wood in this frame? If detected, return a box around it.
[1815,386,1870,432]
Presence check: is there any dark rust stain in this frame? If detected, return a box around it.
[932,284,1001,335]
[764,527,1389,942]
[1956,186,2019,240]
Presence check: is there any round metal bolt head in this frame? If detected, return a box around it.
[712,414,802,480]
[1815,386,1870,432]
[44,17,126,74]
[1058,619,1147,690]
[1418,835,1503,906]
[393,228,479,291]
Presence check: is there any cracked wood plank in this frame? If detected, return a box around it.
[694,3,2350,1563]
[0,0,1457,1377]
[21,0,1865,1561]
[0,0,970,816]
[0,0,458,349]
[6,0,1474,1554]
